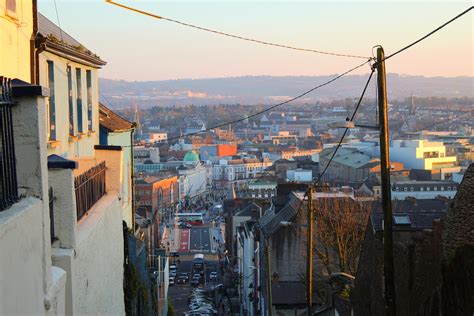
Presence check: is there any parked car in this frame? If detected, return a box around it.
[209,271,218,281]
[169,276,175,286]
[170,264,177,270]
[179,272,190,280]
[177,276,187,285]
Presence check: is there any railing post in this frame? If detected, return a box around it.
[0,76,19,211]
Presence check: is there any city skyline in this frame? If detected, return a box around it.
[38,0,473,81]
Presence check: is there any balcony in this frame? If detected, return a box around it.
[74,161,106,221]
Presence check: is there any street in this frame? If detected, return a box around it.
[190,227,212,252]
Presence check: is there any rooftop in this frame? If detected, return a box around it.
[38,13,106,66]
[99,103,134,132]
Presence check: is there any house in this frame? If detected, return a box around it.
[390,139,460,180]
[391,180,459,200]
[1,3,66,314]
[135,173,178,253]
[37,13,126,315]
[98,102,135,226]
[319,147,373,185]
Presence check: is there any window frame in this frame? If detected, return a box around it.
[67,66,75,136]
[6,0,17,19]
[75,68,83,133]
[86,70,93,131]
[47,60,56,141]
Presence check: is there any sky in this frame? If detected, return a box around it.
[38,1,473,81]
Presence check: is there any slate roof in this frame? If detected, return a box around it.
[38,13,82,47]
[321,147,372,169]
[370,210,447,232]
[38,13,106,66]
[259,192,303,238]
[99,103,134,132]
[235,202,262,218]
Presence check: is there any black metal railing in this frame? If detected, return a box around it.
[49,187,57,242]
[75,161,106,221]
[0,76,18,211]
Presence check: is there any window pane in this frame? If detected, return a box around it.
[6,0,17,14]
[47,61,56,141]
[86,70,93,130]
[67,66,74,136]
[76,68,83,133]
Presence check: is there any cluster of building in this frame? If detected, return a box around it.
[1,2,472,316]
[0,5,169,316]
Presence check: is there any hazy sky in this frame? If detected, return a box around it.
[38,1,473,81]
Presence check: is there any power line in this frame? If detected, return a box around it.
[164,60,371,143]
[99,90,122,112]
[105,0,370,59]
[380,6,473,64]
[53,0,64,42]
[315,68,375,185]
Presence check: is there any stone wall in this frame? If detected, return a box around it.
[352,164,474,316]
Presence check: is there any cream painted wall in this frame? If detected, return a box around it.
[39,51,100,158]
[74,194,125,316]
[0,198,46,315]
[107,131,133,227]
[0,0,33,81]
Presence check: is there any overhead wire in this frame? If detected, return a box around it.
[104,0,369,59]
[119,59,372,148]
[292,68,375,214]
[377,6,473,64]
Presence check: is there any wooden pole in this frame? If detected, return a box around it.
[376,46,396,316]
[307,186,313,315]
[266,243,273,316]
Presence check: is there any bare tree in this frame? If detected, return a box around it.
[313,197,371,276]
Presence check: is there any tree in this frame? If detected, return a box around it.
[312,197,371,276]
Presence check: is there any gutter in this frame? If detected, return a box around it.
[35,38,46,85]
[30,0,38,83]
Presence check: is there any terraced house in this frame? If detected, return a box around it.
[0,3,129,315]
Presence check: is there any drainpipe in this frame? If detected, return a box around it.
[130,124,136,232]
[31,0,38,83]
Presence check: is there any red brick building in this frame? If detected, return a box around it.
[135,173,178,252]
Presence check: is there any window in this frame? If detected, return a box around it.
[6,0,17,18]
[86,70,93,130]
[410,187,414,191]
[146,190,150,196]
[67,66,74,136]
[139,190,144,195]
[427,187,430,191]
[420,187,424,191]
[76,68,83,133]
[47,61,56,141]
[440,186,444,191]
[447,187,451,191]
[393,215,411,225]
[434,186,438,191]
[404,187,408,192]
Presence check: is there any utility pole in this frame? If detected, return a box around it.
[376,46,396,316]
[307,185,313,316]
[266,243,273,316]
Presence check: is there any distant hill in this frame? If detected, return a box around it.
[99,74,473,108]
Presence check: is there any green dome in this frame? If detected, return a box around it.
[184,151,199,162]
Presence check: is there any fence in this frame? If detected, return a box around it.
[49,187,57,242]
[0,76,18,211]
[75,161,106,221]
